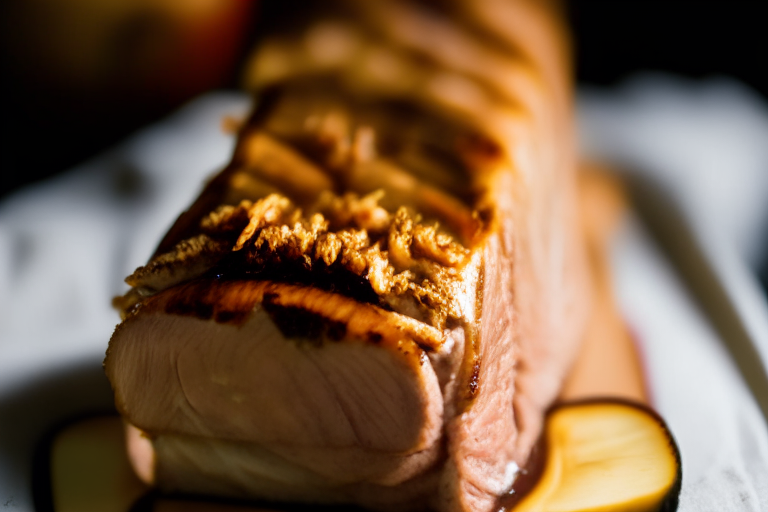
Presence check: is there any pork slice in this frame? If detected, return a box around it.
[106,279,471,506]
[129,428,445,510]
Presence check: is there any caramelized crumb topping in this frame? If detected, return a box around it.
[125,234,231,295]
[117,191,470,329]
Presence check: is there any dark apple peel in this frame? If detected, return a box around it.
[508,399,681,512]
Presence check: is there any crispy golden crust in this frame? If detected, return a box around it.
[117,191,470,331]
[125,235,231,295]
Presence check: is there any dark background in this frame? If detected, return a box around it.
[2,1,766,199]
[570,2,768,290]
[568,2,767,95]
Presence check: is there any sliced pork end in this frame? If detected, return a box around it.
[106,279,452,497]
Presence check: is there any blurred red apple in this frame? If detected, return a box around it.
[3,0,256,101]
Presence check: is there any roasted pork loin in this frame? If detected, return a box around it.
[105,1,590,510]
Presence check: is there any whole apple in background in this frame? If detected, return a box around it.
[2,0,256,100]
[0,0,257,197]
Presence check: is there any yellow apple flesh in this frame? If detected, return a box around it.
[514,401,681,512]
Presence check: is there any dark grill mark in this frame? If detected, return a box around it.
[213,309,248,325]
[165,299,214,320]
[158,280,260,326]
[262,293,348,345]
[211,254,382,307]
[326,320,348,341]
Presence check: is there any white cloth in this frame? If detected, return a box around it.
[1,80,767,510]
[0,93,251,510]
[613,220,768,511]
[579,74,768,269]
[580,75,768,511]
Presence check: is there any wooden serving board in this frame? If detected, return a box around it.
[559,166,648,405]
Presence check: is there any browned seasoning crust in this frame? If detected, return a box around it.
[119,191,472,332]
[119,278,445,355]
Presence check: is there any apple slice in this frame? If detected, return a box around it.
[512,400,681,512]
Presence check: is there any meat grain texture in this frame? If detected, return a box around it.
[105,1,591,511]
